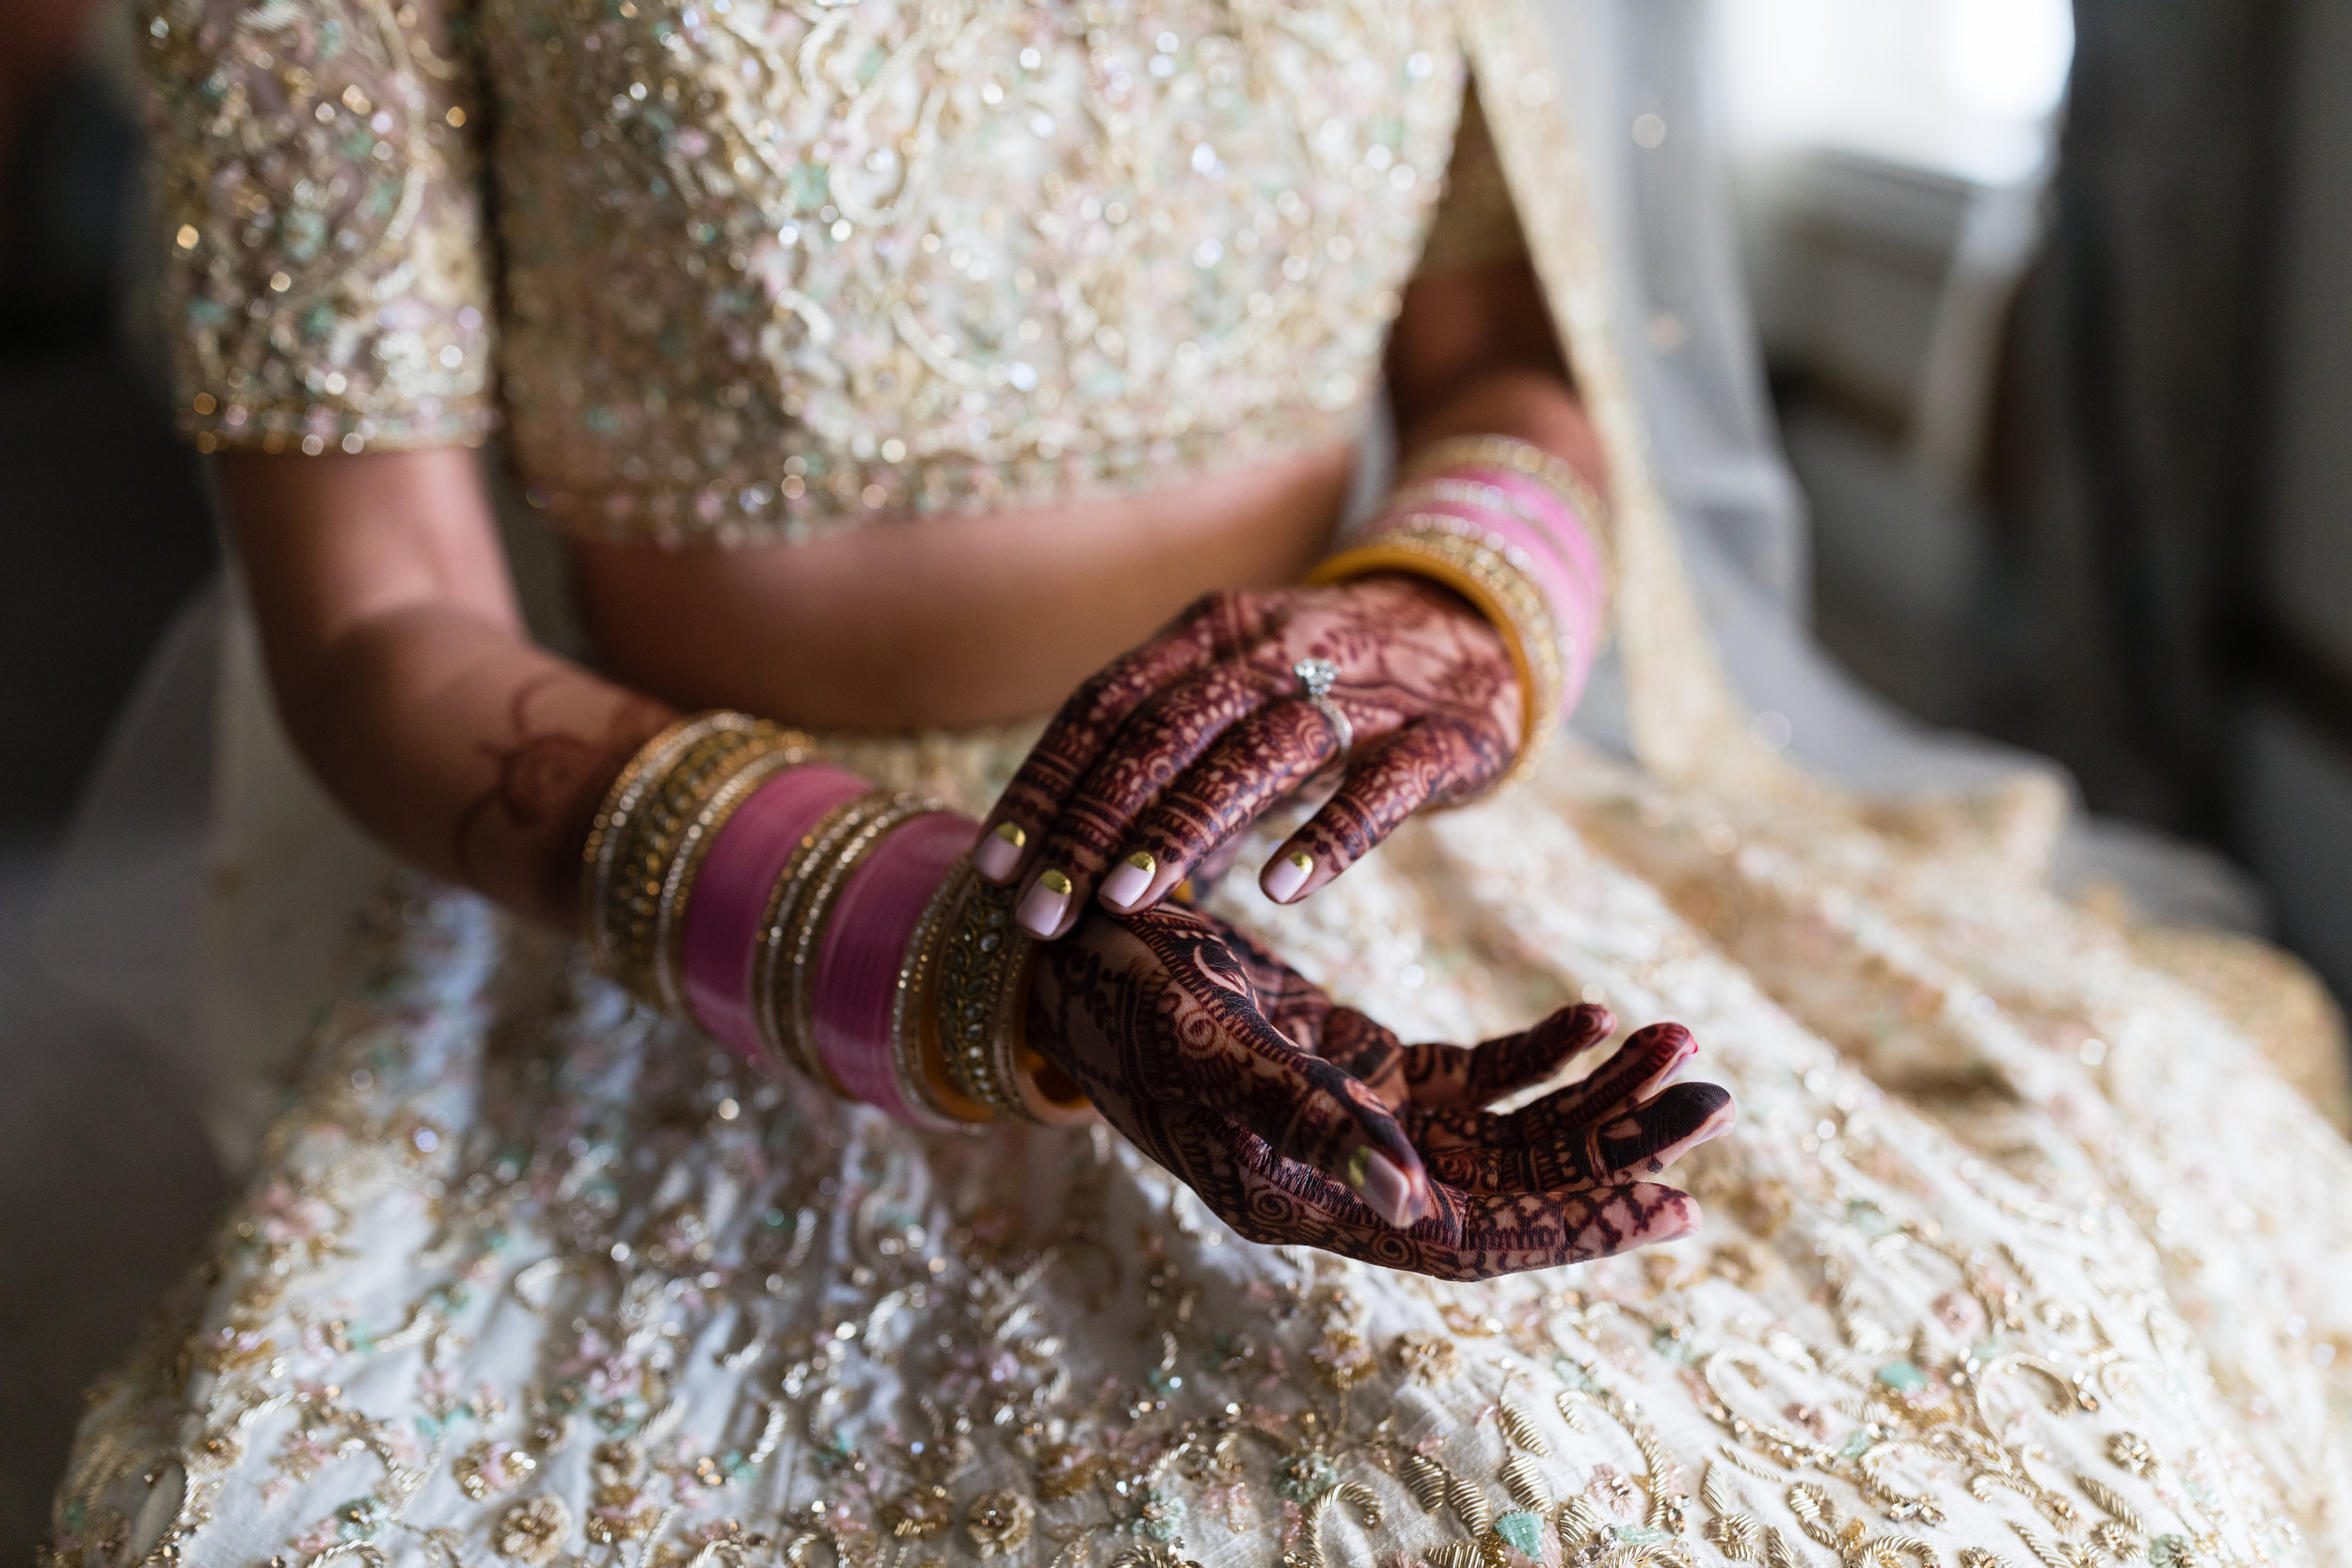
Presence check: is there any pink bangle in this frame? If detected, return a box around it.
[811,811,977,1127]
[1453,467,1608,633]
[680,763,866,1065]
[1401,500,1588,637]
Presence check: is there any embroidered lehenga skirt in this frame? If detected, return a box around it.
[50,724,2352,1568]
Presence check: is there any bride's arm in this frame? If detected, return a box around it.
[222,448,676,926]
[973,254,1611,935]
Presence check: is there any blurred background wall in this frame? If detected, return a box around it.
[0,0,226,1551]
[1,0,2348,1559]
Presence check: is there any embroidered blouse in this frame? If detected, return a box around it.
[141,0,1526,546]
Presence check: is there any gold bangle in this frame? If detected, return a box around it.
[651,736,813,1015]
[580,712,735,974]
[590,715,787,1003]
[1383,475,1613,645]
[891,858,994,1126]
[931,878,1091,1126]
[775,791,942,1093]
[1401,433,1615,575]
[1308,521,1565,796]
[935,879,1029,1118]
[751,793,877,1086]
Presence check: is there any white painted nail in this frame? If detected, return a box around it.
[1017,869,1072,937]
[974,821,1025,881]
[1261,848,1314,904]
[1355,1149,1422,1227]
[1100,851,1155,911]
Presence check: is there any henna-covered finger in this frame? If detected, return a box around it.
[1435,1180,1700,1277]
[1415,1080,1735,1194]
[1200,1019,1436,1227]
[1375,1002,1615,1109]
[1217,1125,1700,1279]
[1099,699,1346,914]
[1016,662,1282,938]
[976,610,1227,884]
[1113,907,1434,1224]
[1502,1020,1696,1130]
[1259,718,1504,904]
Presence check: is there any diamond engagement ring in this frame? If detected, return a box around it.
[1293,657,1354,766]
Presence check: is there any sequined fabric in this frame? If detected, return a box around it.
[141,0,498,454]
[48,731,2352,1568]
[140,0,1484,541]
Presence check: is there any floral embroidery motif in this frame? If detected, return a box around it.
[42,728,2339,1568]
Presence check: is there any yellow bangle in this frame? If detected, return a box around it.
[1307,522,1565,796]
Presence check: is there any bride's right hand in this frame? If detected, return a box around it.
[1025,901,1733,1281]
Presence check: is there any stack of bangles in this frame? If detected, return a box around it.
[1309,432,1613,794]
[578,436,1608,1123]
[580,711,1095,1130]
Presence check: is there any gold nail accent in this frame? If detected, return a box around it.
[1345,1146,1373,1191]
[1125,850,1156,874]
[993,821,1027,848]
[1287,849,1314,872]
[1038,868,1073,896]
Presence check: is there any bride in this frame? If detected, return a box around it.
[49,0,2352,1565]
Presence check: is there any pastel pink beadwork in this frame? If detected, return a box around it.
[679,763,866,1065]
[811,811,977,1128]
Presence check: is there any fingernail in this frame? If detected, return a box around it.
[1018,868,1073,937]
[974,821,1025,881]
[1101,850,1156,911]
[1261,848,1314,904]
[1349,1148,1422,1227]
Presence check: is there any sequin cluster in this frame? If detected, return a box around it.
[140,0,498,453]
[45,714,2344,1568]
[479,0,1467,542]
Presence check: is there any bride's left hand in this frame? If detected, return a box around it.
[1027,900,1734,1281]
[973,577,1522,939]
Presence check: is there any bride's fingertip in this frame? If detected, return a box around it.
[1350,1148,1422,1227]
[974,819,1027,881]
[1634,1033,1702,1100]
[1099,849,1157,911]
[1261,847,1315,904]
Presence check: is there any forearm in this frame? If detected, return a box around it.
[278,603,673,922]
[221,449,675,925]
[1388,258,1608,495]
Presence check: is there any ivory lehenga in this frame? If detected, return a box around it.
[52,1,2352,1566]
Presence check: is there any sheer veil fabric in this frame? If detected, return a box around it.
[39,5,2352,1568]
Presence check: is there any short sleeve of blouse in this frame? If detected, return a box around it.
[1415,79,1530,277]
[138,0,499,453]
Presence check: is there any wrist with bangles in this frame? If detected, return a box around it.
[580,713,1092,1128]
[1307,432,1613,795]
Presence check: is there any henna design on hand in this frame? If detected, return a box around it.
[1027,901,1732,1281]
[977,577,1523,935]
[452,672,672,916]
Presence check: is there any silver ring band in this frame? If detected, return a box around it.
[1293,657,1354,765]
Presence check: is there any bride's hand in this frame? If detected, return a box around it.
[975,578,1521,938]
[1027,901,1733,1281]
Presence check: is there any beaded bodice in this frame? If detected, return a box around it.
[143,0,1487,544]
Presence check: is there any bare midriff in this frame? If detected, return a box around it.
[566,441,1357,733]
